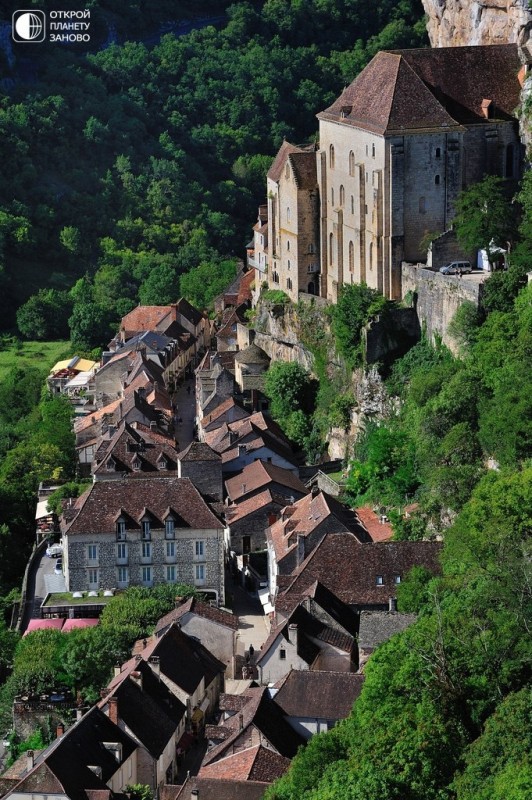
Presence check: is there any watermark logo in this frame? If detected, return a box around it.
[12,9,91,45]
[12,10,46,42]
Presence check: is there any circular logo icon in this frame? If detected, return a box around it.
[12,10,46,43]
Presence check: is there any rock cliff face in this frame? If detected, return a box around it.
[422,0,532,52]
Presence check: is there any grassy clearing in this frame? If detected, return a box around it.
[0,340,71,382]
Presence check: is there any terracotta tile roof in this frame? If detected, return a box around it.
[220,427,297,467]
[62,476,223,535]
[237,270,255,305]
[279,534,442,607]
[167,777,267,800]
[74,399,121,433]
[358,610,417,651]
[201,397,249,428]
[318,45,520,134]
[267,491,370,568]
[267,140,315,183]
[274,669,364,719]
[356,506,394,542]
[225,460,307,502]
[155,597,239,633]
[199,744,290,783]
[224,489,280,524]
[120,306,173,338]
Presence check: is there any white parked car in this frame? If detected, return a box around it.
[46,544,62,558]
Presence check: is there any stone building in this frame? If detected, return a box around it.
[258,44,522,303]
[61,476,225,602]
[266,141,320,302]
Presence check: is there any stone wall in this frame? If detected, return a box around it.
[422,0,532,49]
[401,262,483,350]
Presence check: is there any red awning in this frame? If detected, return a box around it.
[62,618,99,632]
[24,618,64,636]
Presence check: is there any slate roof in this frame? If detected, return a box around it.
[358,610,417,651]
[174,297,206,328]
[234,343,270,365]
[155,597,239,634]
[176,441,222,463]
[100,666,185,759]
[202,688,305,765]
[62,477,223,536]
[109,624,225,696]
[289,151,317,190]
[318,44,520,135]
[199,744,290,783]
[4,707,137,800]
[273,669,364,719]
[225,460,307,502]
[279,534,443,607]
[92,421,179,477]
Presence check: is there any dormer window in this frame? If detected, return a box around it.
[132,458,141,471]
[116,520,126,540]
[157,454,168,471]
[165,518,175,539]
[106,457,116,472]
[142,520,151,540]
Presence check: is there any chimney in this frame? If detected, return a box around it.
[481,98,493,119]
[76,708,84,721]
[150,421,157,431]
[131,670,143,690]
[56,722,65,739]
[108,696,119,725]
[113,663,121,678]
[149,655,161,678]
[389,597,397,612]
[311,485,319,497]
[26,750,34,772]
[191,790,199,799]
[296,534,305,566]
[241,483,247,495]
[288,623,298,650]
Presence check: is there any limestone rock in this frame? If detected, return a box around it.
[422,0,532,49]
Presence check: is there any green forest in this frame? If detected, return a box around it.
[0,0,426,347]
[0,0,530,795]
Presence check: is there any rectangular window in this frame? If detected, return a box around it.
[142,521,151,540]
[166,565,176,583]
[194,540,205,558]
[87,544,98,563]
[117,566,129,586]
[165,519,175,539]
[394,575,401,585]
[142,541,152,560]
[279,648,286,660]
[88,568,99,589]
[142,566,152,586]
[376,575,384,586]
[116,521,126,540]
[194,564,205,584]
[116,542,127,563]
[166,541,175,560]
